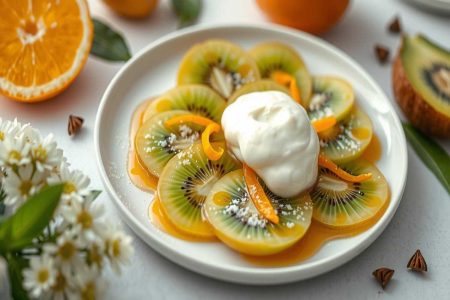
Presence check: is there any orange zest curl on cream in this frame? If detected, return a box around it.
[243,164,279,224]
[318,154,372,183]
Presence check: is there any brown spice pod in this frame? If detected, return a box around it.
[407,249,428,272]
[372,267,395,289]
[375,45,390,64]
[392,53,450,137]
[388,17,402,33]
[68,115,84,136]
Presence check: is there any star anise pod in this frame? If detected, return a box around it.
[388,16,402,33]
[375,45,390,64]
[68,115,84,136]
[372,267,394,289]
[407,249,428,272]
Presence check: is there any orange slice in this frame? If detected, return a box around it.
[0,0,93,102]
[271,70,302,104]
[243,164,279,224]
[311,116,337,132]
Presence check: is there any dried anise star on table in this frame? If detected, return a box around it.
[407,249,428,272]
[68,115,84,136]
[372,267,395,289]
[388,16,402,33]
[374,45,390,64]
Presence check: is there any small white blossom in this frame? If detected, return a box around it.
[3,164,44,206]
[0,118,24,141]
[23,255,57,298]
[31,133,63,173]
[74,266,104,300]
[0,134,31,166]
[46,270,77,300]
[104,226,134,274]
[62,197,106,245]
[44,230,83,275]
[48,163,90,201]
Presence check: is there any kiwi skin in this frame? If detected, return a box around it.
[393,53,450,138]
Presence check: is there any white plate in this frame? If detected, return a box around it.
[405,0,450,14]
[94,24,408,285]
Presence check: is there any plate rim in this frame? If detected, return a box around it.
[94,22,408,284]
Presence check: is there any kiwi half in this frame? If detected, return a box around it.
[204,169,313,255]
[307,76,355,121]
[136,110,222,177]
[310,158,388,228]
[228,80,290,104]
[157,143,240,238]
[143,85,227,123]
[393,34,450,137]
[249,42,312,103]
[177,39,260,99]
[319,107,373,163]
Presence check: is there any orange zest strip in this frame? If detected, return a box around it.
[201,123,224,161]
[271,71,302,105]
[164,115,215,128]
[318,154,372,183]
[311,116,337,133]
[243,164,279,224]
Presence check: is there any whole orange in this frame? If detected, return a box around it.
[256,0,350,35]
[103,0,159,19]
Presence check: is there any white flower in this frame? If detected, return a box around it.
[45,270,77,300]
[0,134,31,166]
[31,133,63,173]
[23,255,57,298]
[0,118,24,141]
[104,228,133,274]
[48,163,90,201]
[74,265,104,300]
[62,198,106,245]
[43,230,83,275]
[3,164,44,206]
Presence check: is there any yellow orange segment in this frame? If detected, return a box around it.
[0,0,93,102]
[201,123,224,161]
[164,114,216,128]
[243,164,279,224]
[318,154,372,183]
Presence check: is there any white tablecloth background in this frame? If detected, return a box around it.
[1,0,449,298]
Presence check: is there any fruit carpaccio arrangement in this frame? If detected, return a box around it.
[128,39,390,263]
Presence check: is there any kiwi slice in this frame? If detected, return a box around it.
[177,39,260,99]
[228,80,290,104]
[319,107,373,163]
[143,85,227,123]
[307,76,355,121]
[136,110,222,177]
[157,143,240,238]
[203,169,313,255]
[393,34,450,137]
[310,158,388,228]
[249,42,312,102]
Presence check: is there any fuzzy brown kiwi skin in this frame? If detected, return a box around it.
[392,52,450,138]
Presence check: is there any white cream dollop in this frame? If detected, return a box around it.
[221,91,319,198]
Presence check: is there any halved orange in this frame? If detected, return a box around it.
[0,0,93,102]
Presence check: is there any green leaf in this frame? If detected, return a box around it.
[403,123,450,193]
[6,254,29,300]
[171,0,202,28]
[0,184,64,252]
[90,190,102,201]
[91,18,132,62]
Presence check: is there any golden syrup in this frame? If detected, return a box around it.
[128,99,159,191]
[243,193,390,267]
[149,196,217,242]
[129,100,389,265]
[361,134,382,163]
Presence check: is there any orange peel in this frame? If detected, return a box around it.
[271,71,302,104]
[243,164,279,224]
[311,116,337,133]
[318,154,372,183]
[201,123,224,161]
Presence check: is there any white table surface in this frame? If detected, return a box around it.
[1,0,449,298]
